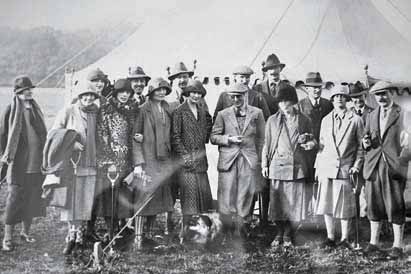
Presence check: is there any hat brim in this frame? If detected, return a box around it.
[303,83,323,87]
[78,91,100,98]
[14,85,36,94]
[349,90,368,97]
[369,87,395,94]
[168,71,194,81]
[147,86,172,96]
[127,75,151,82]
[330,93,351,101]
[262,63,286,72]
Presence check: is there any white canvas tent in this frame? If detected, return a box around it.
[66,0,411,198]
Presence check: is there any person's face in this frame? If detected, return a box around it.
[234,74,251,86]
[176,73,190,89]
[91,79,105,94]
[152,88,168,102]
[17,88,33,100]
[374,90,393,108]
[332,94,347,109]
[130,78,146,95]
[279,100,294,115]
[116,90,132,103]
[79,93,97,107]
[351,96,365,109]
[187,91,202,105]
[266,67,282,82]
[306,86,322,100]
[230,94,245,108]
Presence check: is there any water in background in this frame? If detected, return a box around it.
[0,87,66,128]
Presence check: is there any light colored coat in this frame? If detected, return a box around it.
[210,105,265,171]
[315,110,364,180]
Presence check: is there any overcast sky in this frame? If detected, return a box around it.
[0,0,188,30]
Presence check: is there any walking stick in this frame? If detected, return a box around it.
[350,173,362,251]
[107,164,119,242]
[70,152,82,222]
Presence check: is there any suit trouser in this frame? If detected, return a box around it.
[217,155,255,218]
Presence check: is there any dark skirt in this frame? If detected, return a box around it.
[5,173,46,225]
[179,171,213,215]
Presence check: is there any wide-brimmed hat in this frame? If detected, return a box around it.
[78,82,100,98]
[303,72,323,87]
[349,81,368,97]
[112,78,134,97]
[182,79,207,97]
[147,77,172,96]
[14,75,35,94]
[262,54,286,72]
[127,66,151,82]
[369,80,395,94]
[87,68,107,82]
[233,65,254,75]
[329,84,351,101]
[227,83,249,95]
[168,62,194,81]
[277,84,298,104]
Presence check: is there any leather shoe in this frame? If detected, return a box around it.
[320,238,336,248]
[63,240,75,255]
[2,239,14,252]
[337,239,352,249]
[363,243,380,255]
[387,247,403,260]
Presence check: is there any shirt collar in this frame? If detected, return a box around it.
[334,109,347,119]
[309,96,319,106]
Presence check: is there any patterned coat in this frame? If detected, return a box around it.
[95,97,138,219]
[171,101,213,214]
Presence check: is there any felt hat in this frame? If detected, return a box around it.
[277,84,298,104]
[112,78,134,97]
[168,62,194,81]
[78,82,100,98]
[262,54,286,72]
[227,82,249,95]
[349,81,368,97]
[87,68,107,82]
[182,79,207,97]
[127,66,151,82]
[232,65,254,75]
[14,75,35,94]
[303,72,323,87]
[329,84,351,101]
[369,80,395,94]
[147,77,172,96]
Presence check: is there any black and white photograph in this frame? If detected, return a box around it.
[1,0,411,273]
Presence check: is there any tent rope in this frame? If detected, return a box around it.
[248,0,295,67]
[289,0,332,69]
[387,0,411,24]
[35,19,138,87]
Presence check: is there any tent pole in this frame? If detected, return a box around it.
[65,67,75,106]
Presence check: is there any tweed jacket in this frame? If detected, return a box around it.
[315,109,364,180]
[211,105,265,171]
[213,89,271,121]
[261,110,315,181]
[253,79,284,115]
[363,103,410,180]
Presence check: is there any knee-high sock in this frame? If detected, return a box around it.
[392,223,404,248]
[340,219,350,241]
[324,215,335,240]
[22,218,33,235]
[4,224,13,241]
[135,216,144,236]
[369,221,381,246]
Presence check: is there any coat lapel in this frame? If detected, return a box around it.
[382,104,401,140]
[241,107,253,135]
[261,80,270,95]
[336,111,353,147]
[228,107,241,134]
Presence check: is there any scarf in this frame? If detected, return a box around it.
[109,97,137,120]
[75,102,98,167]
[1,96,47,163]
[149,100,171,160]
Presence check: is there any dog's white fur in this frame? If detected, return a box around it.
[188,212,223,244]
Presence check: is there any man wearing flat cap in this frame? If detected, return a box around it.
[0,76,47,251]
[362,81,410,259]
[127,65,151,106]
[254,53,287,115]
[211,83,265,239]
[213,65,270,122]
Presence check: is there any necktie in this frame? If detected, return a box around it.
[314,99,319,108]
[383,108,388,118]
[357,109,362,116]
[270,82,276,96]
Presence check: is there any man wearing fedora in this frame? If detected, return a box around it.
[211,83,265,238]
[349,81,373,124]
[127,65,151,106]
[0,76,47,251]
[362,81,410,259]
[297,72,333,215]
[213,65,270,121]
[315,84,364,249]
[253,53,287,115]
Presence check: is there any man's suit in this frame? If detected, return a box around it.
[351,105,373,125]
[253,79,286,115]
[363,103,410,224]
[211,105,265,217]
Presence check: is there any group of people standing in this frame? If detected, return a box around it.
[0,53,409,260]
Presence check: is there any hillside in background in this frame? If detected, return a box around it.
[0,23,138,87]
